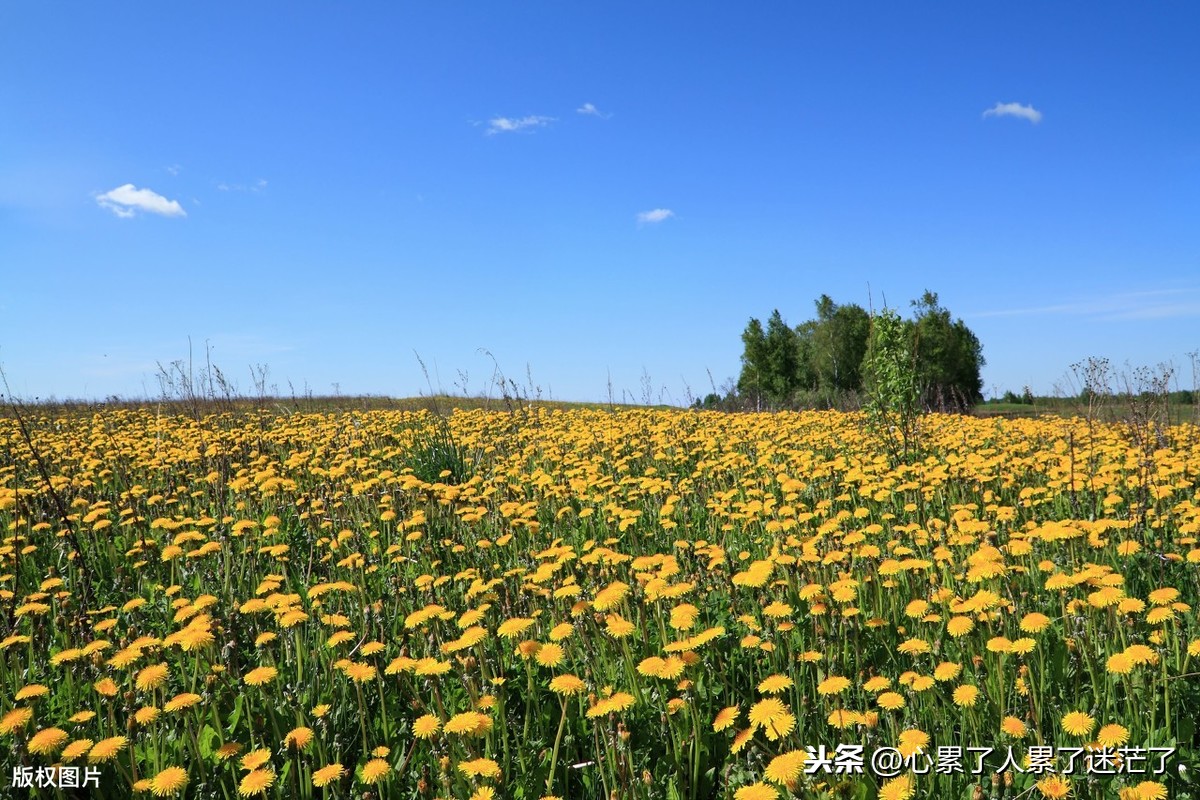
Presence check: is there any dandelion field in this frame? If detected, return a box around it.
[1,406,1198,799]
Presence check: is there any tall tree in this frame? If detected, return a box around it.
[737,317,769,409]
[810,296,870,397]
[910,291,985,411]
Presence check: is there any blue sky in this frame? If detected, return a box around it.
[2,3,1198,404]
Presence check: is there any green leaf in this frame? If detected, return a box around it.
[226,696,244,734]
[198,724,219,759]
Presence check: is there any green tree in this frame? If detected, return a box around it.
[737,317,769,409]
[811,295,870,397]
[738,310,802,408]
[910,291,985,411]
[862,307,920,463]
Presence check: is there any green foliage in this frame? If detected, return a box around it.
[910,291,985,411]
[403,416,473,484]
[736,290,983,412]
[862,307,921,463]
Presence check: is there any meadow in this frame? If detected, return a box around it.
[1,404,1197,799]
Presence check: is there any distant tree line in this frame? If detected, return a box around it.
[722,291,985,412]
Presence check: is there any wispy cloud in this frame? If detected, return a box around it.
[165,164,182,176]
[971,287,1200,321]
[982,101,1043,124]
[217,178,268,193]
[95,184,186,218]
[577,102,610,118]
[636,208,675,225]
[486,115,555,135]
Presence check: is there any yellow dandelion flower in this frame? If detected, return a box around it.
[535,642,565,668]
[897,729,929,757]
[748,698,788,729]
[1036,774,1071,798]
[757,674,793,694]
[62,738,94,762]
[135,706,161,726]
[1001,716,1027,738]
[0,707,34,735]
[549,674,586,695]
[816,676,851,695]
[88,736,127,763]
[239,768,275,796]
[458,758,502,779]
[896,638,930,655]
[359,759,390,784]
[877,692,906,710]
[444,711,492,736]
[283,726,314,750]
[953,685,980,707]
[1124,644,1158,666]
[163,693,203,713]
[241,749,272,771]
[1106,652,1134,674]
[150,766,188,797]
[713,706,739,732]
[342,662,377,682]
[1010,638,1036,655]
[15,684,49,701]
[136,663,170,691]
[933,662,962,681]
[827,709,859,728]
[1020,612,1052,633]
[1133,781,1167,800]
[216,743,244,761]
[27,727,69,755]
[497,617,535,638]
[734,782,779,800]
[413,714,441,737]
[1096,723,1129,748]
[312,763,346,788]
[243,666,278,686]
[1061,711,1095,737]
[879,775,915,800]
[947,616,974,637]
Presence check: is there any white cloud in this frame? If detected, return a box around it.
[982,101,1043,124]
[216,178,267,193]
[96,184,186,218]
[486,115,554,135]
[972,287,1200,320]
[165,164,182,176]
[577,102,609,118]
[636,208,675,225]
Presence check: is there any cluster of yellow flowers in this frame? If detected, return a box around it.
[0,406,1196,798]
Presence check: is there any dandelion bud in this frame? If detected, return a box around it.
[642,770,652,785]
[1004,771,1013,788]
[972,786,984,800]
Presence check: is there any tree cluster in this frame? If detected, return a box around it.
[735,291,985,412]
